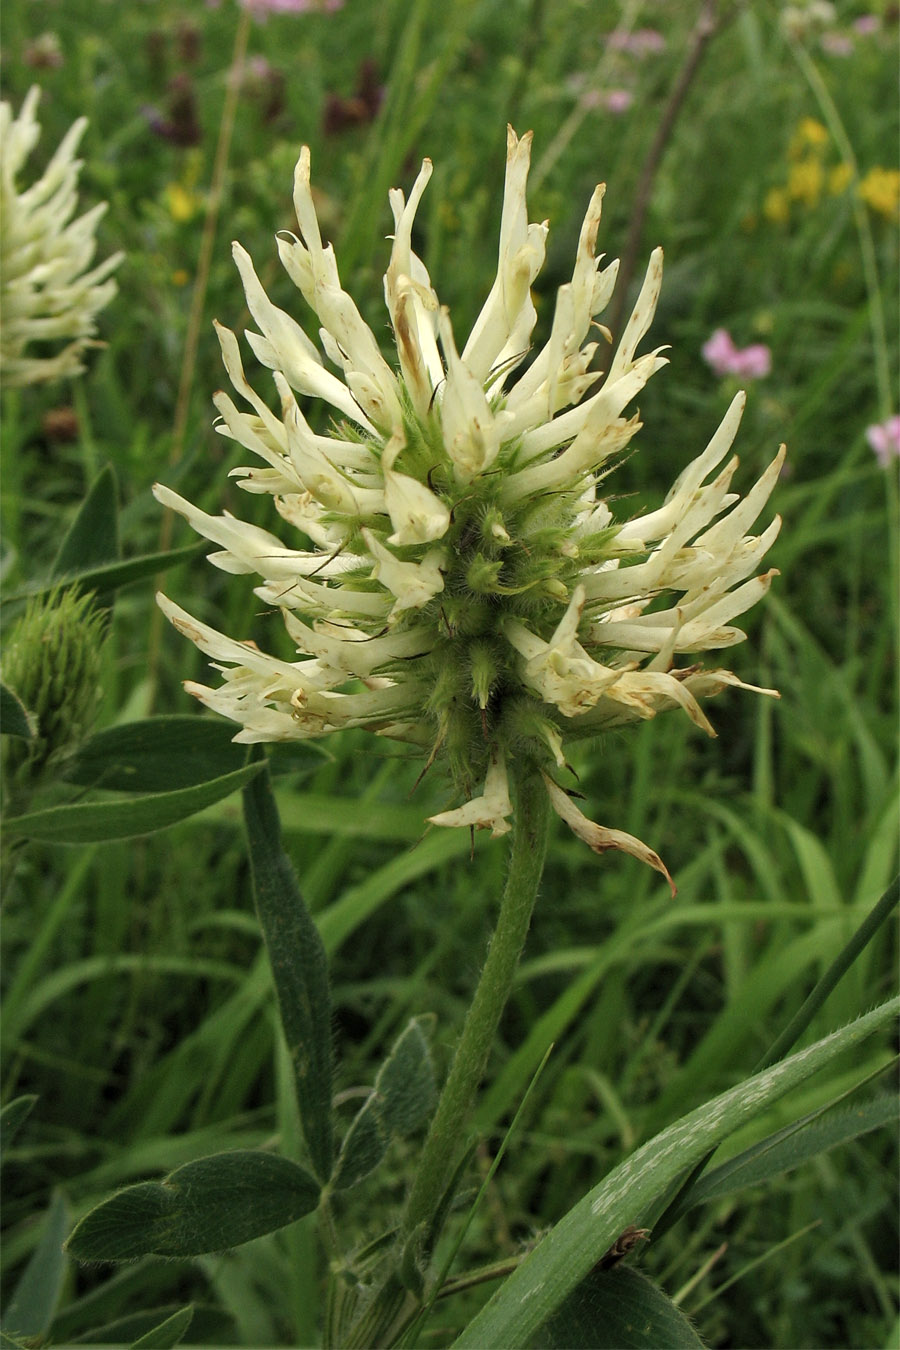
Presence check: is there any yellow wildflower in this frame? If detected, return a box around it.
[787,158,824,208]
[164,182,202,223]
[788,118,828,159]
[828,163,853,196]
[763,187,790,225]
[857,167,900,220]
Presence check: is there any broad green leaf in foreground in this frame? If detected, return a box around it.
[453,997,899,1348]
[529,1265,705,1349]
[66,1151,320,1261]
[3,763,265,843]
[64,718,325,792]
[243,763,334,1184]
[64,717,245,792]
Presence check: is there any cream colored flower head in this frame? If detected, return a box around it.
[0,86,123,387]
[156,127,782,888]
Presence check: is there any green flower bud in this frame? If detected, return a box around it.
[466,554,504,595]
[2,587,106,790]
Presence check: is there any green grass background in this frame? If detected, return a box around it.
[1,1,897,1346]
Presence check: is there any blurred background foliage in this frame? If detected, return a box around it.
[1,1,897,1346]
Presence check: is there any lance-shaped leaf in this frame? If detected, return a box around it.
[64,716,246,792]
[2,541,206,607]
[243,762,334,1183]
[51,465,120,580]
[687,1090,899,1208]
[333,1017,437,1190]
[454,997,900,1348]
[66,1151,320,1261]
[3,763,265,843]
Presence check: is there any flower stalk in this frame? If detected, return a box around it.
[402,764,552,1243]
[336,767,552,1349]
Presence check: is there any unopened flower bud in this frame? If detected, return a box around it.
[2,587,106,791]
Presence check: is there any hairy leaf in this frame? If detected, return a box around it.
[67,1152,320,1261]
[4,763,265,843]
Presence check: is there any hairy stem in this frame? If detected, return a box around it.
[401,767,552,1241]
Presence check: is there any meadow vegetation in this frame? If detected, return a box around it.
[1,1,897,1346]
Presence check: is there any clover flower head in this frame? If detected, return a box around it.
[156,128,783,887]
[0,87,123,387]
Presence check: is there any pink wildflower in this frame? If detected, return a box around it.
[581,88,633,114]
[865,416,900,468]
[239,0,343,15]
[851,14,880,34]
[702,329,771,380]
[820,32,853,55]
[603,89,634,114]
[608,28,666,56]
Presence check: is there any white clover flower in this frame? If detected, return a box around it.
[156,127,783,888]
[0,86,122,387]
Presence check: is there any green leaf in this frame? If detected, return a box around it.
[1,1191,69,1340]
[131,1304,194,1348]
[0,1097,37,1160]
[333,1017,437,1190]
[689,1091,899,1207]
[756,877,899,1073]
[243,763,334,1183]
[652,876,900,1238]
[530,1266,705,1349]
[453,997,899,1348]
[3,763,265,843]
[48,1264,232,1346]
[332,1096,390,1192]
[66,1151,320,1261]
[2,541,206,606]
[64,717,245,792]
[379,1016,437,1137]
[0,685,35,739]
[52,465,120,579]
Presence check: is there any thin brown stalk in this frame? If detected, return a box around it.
[146,7,252,697]
[607,0,728,344]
